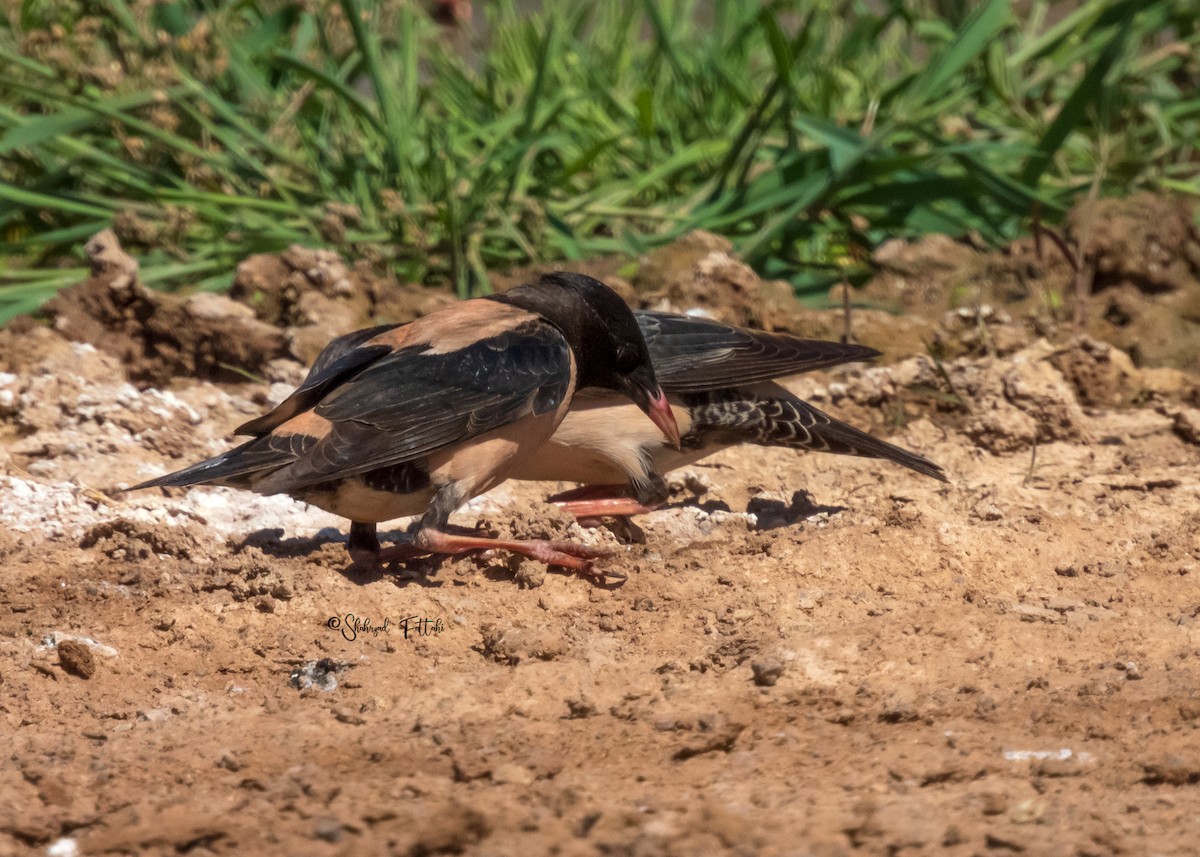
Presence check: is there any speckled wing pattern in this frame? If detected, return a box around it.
[682,388,948,482]
[635,311,880,393]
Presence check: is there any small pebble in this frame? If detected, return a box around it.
[313,817,343,843]
[513,560,547,589]
[491,763,535,786]
[751,658,785,687]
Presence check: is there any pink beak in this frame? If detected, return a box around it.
[645,388,682,451]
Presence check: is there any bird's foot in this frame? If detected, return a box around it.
[346,521,624,581]
[346,522,437,573]
[415,528,623,580]
[556,497,659,518]
[376,542,434,564]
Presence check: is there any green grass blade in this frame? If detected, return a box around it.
[1019,22,1130,187]
[0,91,165,155]
[0,182,115,218]
[896,0,1011,114]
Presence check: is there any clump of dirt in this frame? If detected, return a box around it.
[632,231,798,328]
[1067,192,1200,294]
[974,346,1088,452]
[44,230,289,385]
[1084,283,1200,370]
[198,546,303,606]
[791,337,1129,456]
[229,245,451,364]
[55,639,96,679]
[1174,407,1200,444]
[80,517,205,561]
[0,322,78,376]
[38,236,456,388]
[927,305,1040,362]
[858,195,1200,373]
[1050,335,1139,407]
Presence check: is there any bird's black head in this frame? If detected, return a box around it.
[492,272,681,448]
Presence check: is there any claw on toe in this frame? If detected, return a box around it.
[586,563,627,582]
[536,552,627,582]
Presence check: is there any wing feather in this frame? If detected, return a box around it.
[683,386,948,482]
[636,311,879,392]
[255,321,572,493]
[236,323,402,436]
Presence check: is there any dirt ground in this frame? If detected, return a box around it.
[4,207,1200,856]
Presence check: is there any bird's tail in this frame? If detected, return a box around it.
[129,436,291,492]
[687,390,948,483]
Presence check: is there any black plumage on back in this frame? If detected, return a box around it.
[237,326,396,436]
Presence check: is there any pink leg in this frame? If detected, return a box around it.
[370,525,493,564]
[557,497,660,517]
[414,528,620,578]
[547,484,660,518]
[376,541,435,564]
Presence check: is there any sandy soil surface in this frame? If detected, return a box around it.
[3,211,1200,856]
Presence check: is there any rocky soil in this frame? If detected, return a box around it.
[3,199,1200,855]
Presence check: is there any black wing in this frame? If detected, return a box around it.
[130,432,317,491]
[636,311,879,393]
[254,321,573,494]
[237,323,403,436]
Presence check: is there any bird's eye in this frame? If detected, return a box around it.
[615,344,640,373]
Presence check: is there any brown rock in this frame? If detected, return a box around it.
[57,640,96,679]
[1173,409,1200,444]
[750,658,785,687]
